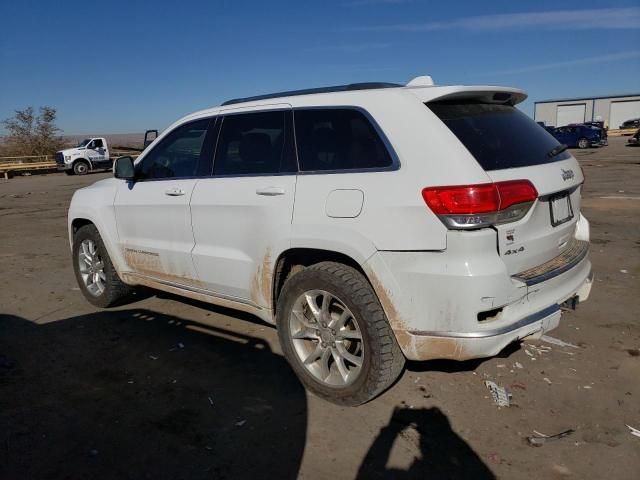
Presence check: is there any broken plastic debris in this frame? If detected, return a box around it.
[540,335,578,349]
[620,269,628,274]
[626,425,640,438]
[543,377,552,384]
[235,420,247,427]
[528,345,552,355]
[208,396,214,406]
[527,429,575,447]
[149,355,158,360]
[484,381,512,407]
[525,349,533,357]
[515,362,524,369]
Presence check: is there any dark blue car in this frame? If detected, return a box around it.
[549,125,607,149]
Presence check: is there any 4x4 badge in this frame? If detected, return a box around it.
[561,169,575,181]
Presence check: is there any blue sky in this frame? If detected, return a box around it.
[1,0,639,134]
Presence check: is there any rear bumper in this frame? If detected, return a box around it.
[365,216,593,361]
[399,304,563,361]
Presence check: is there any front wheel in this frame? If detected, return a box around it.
[72,224,133,307]
[276,262,405,406]
[577,137,590,149]
[73,160,89,175]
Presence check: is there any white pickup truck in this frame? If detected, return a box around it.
[55,131,159,175]
[55,137,112,175]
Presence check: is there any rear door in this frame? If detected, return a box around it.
[190,107,297,308]
[428,101,583,275]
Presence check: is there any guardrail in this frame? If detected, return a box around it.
[0,155,56,179]
[0,151,140,179]
[608,128,639,137]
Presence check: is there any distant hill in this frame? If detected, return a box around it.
[0,132,149,150]
[62,133,147,149]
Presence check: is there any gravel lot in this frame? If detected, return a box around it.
[1,137,639,479]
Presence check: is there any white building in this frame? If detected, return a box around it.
[534,94,640,129]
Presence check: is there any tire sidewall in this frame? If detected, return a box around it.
[276,267,380,403]
[72,225,116,307]
[578,138,590,149]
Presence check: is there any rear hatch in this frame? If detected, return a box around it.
[427,101,584,275]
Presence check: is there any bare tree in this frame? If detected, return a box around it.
[2,106,65,156]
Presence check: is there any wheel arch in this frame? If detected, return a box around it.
[68,214,126,276]
[73,158,92,170]
[272,247,370,314]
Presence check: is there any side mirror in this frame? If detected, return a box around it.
[114,156,135,180]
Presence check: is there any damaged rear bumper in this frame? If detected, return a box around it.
[365,225,594,362]
[401,303,563,361]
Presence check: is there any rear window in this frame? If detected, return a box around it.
[294,108,393,172]
[428,102,571,171]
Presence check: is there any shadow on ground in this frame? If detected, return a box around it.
[0,309,306,480]
[1,305,494,479]
[357,407,495,480]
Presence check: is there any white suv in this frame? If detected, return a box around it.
[68,76,593,405]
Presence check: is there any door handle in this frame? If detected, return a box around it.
[165,188,186,196]
[256,186,285,196]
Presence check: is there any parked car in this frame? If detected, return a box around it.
[68,77,593,405]
[620,118,640,130]
[628,129,640,145]
[550,125,606,149]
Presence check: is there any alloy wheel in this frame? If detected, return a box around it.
[78,239,106,296]
[289,289,364,387]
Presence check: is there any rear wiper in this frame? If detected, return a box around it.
[547,144,568,158]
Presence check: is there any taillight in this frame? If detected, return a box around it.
[422,180,538,229]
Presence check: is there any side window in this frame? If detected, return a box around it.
[213,110,295,176]
[137,119,210,180]
[93,139,104,148]
[294,108,393,172]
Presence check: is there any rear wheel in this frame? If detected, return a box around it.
[577,137,590,149]
[276,262,405,406]
[72,224,133,307]
[73,160,89,175]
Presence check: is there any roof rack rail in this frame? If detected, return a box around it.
[221,82,401,106]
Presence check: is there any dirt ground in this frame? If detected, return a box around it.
[1,137,639,479]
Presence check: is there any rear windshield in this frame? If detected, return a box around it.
[427,102,571,171]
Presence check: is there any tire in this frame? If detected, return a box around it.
[64,170,75,176]
[73,160,90,175]
[276,262,405,406]
[577,137,590,149]
[72,224,133,307]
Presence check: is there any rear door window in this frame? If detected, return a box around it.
[428,102,571,171]
[213,110,296,176]
[294,108,393,172]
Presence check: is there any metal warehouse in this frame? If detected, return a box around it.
[534,94,640,129]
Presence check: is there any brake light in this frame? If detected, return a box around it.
[422,180,538,229]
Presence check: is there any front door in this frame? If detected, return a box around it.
[87,139,108,169]
[114,118,214,286]
[190,108,297,308]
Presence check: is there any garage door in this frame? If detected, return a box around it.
[556,104,586,127]
[609,100,640,129]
